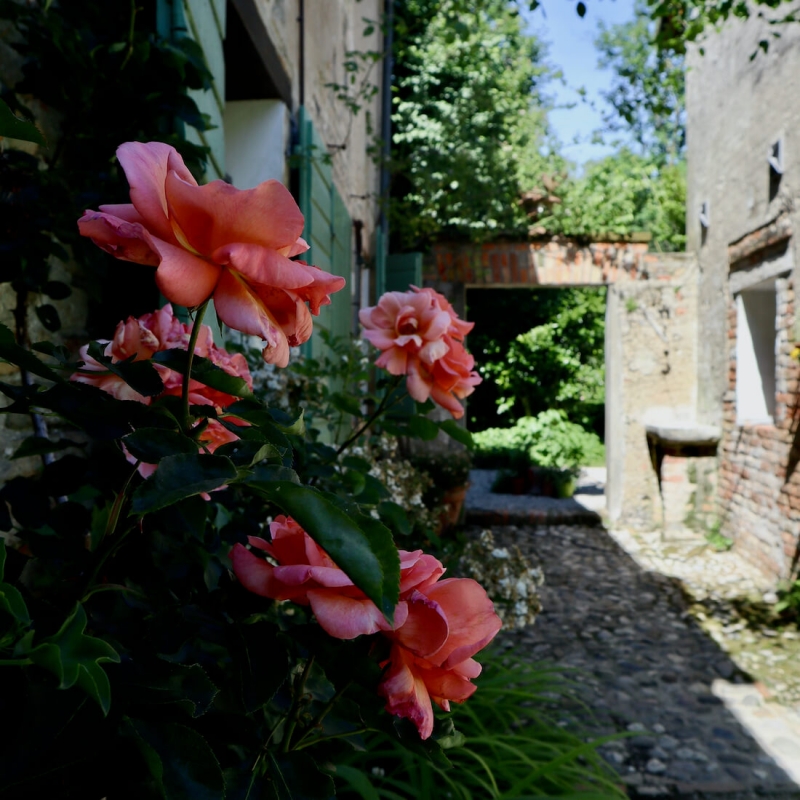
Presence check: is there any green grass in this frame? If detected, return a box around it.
[334,650,626,800]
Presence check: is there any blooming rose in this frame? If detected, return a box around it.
[378,578,502,739]
[230,516,445,640]
[359,287,481,419]
[72,304,252,408]
[73,305,252,495]
[78,141,346,367]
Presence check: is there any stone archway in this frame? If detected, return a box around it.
[421,237,702,533]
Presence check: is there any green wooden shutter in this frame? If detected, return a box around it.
[296,106,353,359]
[386,252,422,292]
[158,0,226,181]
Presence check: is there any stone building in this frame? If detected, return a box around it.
[685,17,800,578]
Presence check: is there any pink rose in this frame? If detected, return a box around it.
[359,287,481,419]
[78,141,346,366]
[378,578,502,739]
[72,304,253,409]
[230,516,445,640]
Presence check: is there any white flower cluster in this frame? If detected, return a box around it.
[458,529,544,630]
[352,434,438,530]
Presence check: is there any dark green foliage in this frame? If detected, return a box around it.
[467,288,606,435]
[390,0,554,248]
[335,650,627,799]
[0,0,212,335]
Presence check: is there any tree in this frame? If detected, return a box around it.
[390,0,554,249]
[483,288,606,431]
[538,150,686,251]
[596,0,685,164]
[535,0,687,251]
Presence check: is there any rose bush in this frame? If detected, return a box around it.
[231,515,445,640]
[0,141,507,799]
[232,515,501,738]
[78,141,346,366]
[72,303,252,407]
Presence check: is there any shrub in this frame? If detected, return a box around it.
[473,410,605,471]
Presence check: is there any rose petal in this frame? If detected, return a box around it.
[308,590,407,639]
[421,579,502,669]
[151,238,222,308]
[165,172,305,255]
[213,270,290,366]
[78,211,161,266]
[117,141,196,243]
[393,590,449,658]
[379,644,435,740]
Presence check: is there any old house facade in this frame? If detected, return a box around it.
[686,18,800,578]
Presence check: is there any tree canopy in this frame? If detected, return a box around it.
[390,0,555,249]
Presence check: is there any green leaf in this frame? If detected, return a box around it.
[86,341,164,398]
[268,406,306,435]
[330,765,379,800]
[213,439,279,467]
[438,419,474,449]
[406,415,440,440]
[247,464,301,485]
[27,603,120,715]
[0,545,30,626]
[128,662,219,718]
[0,323,61,382]
[342,455,372,473]
[0,97,45,145]
[11,436,81,460]
[153,350,252,399]
[266,752,336,800]
[244,481,400,623]
[234,621,290,713]
[123,428,198,463]
[330,391,362,417]
[341,468,366,496]
[125,719,225,800]
[378,500,412,536]
[131,453,238,514]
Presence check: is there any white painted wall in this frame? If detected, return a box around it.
[224,99,290,188]
[736,285,777,424]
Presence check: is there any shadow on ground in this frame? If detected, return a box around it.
[470,521,800,799]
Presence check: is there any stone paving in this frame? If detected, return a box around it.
[465,471,800,798]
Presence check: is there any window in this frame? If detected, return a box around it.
[735,280,777,424]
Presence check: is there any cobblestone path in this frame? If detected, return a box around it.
[472,522,800,799]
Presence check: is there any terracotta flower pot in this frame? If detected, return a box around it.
[438,483,470,533]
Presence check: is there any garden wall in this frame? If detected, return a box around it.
[605,253,702,531]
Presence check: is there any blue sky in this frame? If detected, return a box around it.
[522,0,637,166]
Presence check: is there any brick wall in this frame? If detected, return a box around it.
[718,277,800,578]
[425,239,651,286]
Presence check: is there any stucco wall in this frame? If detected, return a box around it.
[686,18,800,426]
[686,18,800,579]
[250,0,383,254]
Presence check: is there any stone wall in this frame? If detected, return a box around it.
[606,254,700,530]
